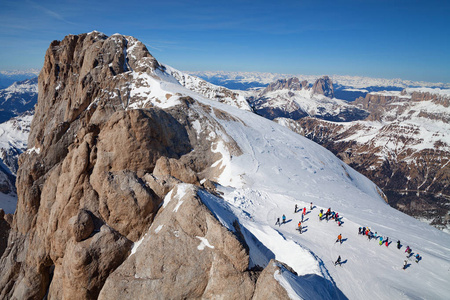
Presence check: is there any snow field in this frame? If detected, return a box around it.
[187,94,450,299]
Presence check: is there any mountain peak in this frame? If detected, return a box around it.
[312,75,334,98]
[262,77,308,93]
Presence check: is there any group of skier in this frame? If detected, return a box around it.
[358,226,422,269]
[274,203,422,271]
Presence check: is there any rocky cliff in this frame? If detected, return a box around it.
[0,32,294,299]
[312,75,334,98]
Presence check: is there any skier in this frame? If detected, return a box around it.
[379,236,383,246]
[385,237,389,247]
[358,227,362,235]
[294,204,298,213]
[310,202,313,210]
[397,240,401,249]
[275,217,281,226]
[403,260,408,270]
[319,212,323,221]
[362,227,366,235]
[405,246,411,255]
[335,212,339,221]
[415,253,421,263]
[298,221,302,234]
[302,207,306,216]
[336,234,343,244]
[282,214,286,224]
[338,220,342,226]
[407,248,412,257]
[335,255,342,266]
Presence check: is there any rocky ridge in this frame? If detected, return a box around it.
[249,76,369,122]
[0,32,294,299]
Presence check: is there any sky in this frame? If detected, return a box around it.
[0,0,449,83]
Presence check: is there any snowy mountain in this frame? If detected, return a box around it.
[189,71,450,102]
[189,70,450,90]
[0,77,38,123]
[0,69,39,89]
[249,77,369,122]
[1,32,449,300]
[0,112,32,213]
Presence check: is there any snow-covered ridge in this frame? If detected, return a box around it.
[3,78,38,95]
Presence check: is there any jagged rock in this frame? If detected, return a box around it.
[153,156,199,184]
[143,173,181,200]
[0,32,253,299]
[98,185,256,299]
[312,76,334,98]
[262,77,305,93]
[252,260,291,300]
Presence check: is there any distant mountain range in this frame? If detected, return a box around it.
[188,71,450,102]
[0,69,39,89]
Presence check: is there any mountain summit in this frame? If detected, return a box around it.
[0,32,449,299]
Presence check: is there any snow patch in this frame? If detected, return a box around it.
[196,236,214,250]
[154,225,163,234]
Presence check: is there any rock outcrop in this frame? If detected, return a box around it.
[0,32,297,299]
[312,76,334,98]
[262,77,308,93]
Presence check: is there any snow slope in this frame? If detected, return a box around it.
[142,67,450,299]
[190,97,450,299]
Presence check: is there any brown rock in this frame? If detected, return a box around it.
[312,76,334,98]
[69,209,94,242]
[98,185,255,300]
[153,156,199,184]
[253,260,291,300]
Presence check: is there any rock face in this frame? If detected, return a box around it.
[312,76,334,98]
[276,89,450,231]
[0,32,295,299]
[0,209,11,257]
[262,77,308,93]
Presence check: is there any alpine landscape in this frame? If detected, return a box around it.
[1,1,449,299]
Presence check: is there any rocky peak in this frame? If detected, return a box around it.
[312,75,334,98]
[0,32,295,299]
[262,77,308,94]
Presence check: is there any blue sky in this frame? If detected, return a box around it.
[1,0,449,82]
